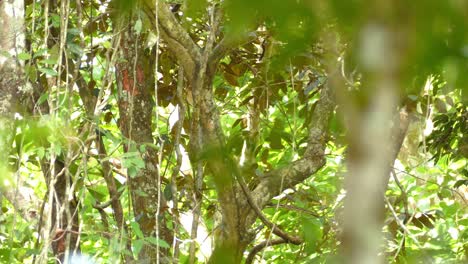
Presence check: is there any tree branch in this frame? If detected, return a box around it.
[245,238,290,264]
[251,83,335,211]
[208,32,256,65]
[236,167,303,245]
[1,185,39,221]
[143,0,201,79]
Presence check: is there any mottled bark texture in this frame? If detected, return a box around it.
[0,0,36,219]
[115,16,171,263]
[140,2,337,263]
[207,80,335,264]
[0,0,25,148]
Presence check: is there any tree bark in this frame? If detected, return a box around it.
[141,3,336,262]
[115,16,171,263]
[0,0,37,225]
[339,20,410,264]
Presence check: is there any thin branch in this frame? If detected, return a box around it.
[171,65,185,263]
[92,190,123,210]
[384,196,421,247]
[209,32,256,65]
[391,169,409,216]
[264,203,321,218]
[237,172,303,245]
[392,167,467,204]
[245,238,289,264]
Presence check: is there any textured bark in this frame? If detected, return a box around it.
[207,82,335,264]
[0,0,37,220]
[199,73,249,264]
[142,0,201,80]
[138,2,337,262]
[140,3,337,262]
[0,0,25,148]
[115,20,171,263]
[190,57,334,263]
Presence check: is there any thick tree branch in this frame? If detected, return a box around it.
[0,0,37,222]
[251,83,335,211]
[208,32,256,65]
[339,21,409,263]
[143,0,201,79]
[2,185,39,221]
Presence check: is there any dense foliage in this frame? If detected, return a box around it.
[0,0,466,263]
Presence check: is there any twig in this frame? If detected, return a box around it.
[384,196,421,247]
[236,170,303,245]
[392,167,467,204]
[170,64,185,263]
[391,169,409,218]
[245,238,289,264]
[264,203,320,218]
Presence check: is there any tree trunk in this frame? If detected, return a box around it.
[190,63,253,264]
[0,0,25,158]
[115,19,171,263]
[42,160,81,262]
[340,21,409,264]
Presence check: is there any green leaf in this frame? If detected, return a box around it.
[24,64,37,81]
[39,67,58,76]
[41,58,58,65]
[302,217,322,254]
[17,53,31,60]
[122,152,140,158]
[37,147,45,159]
[128,167,138,178]
[53,143,62,156]
[37,93,49,105]
[132,158,145,169]
[145,237,170,248]
[131,222,144,239]
[133,239,144,256]
[50,14,61,27]
[134,19,142,35]
[164,184,173,201]
[139,145,146,152]
[87,187,107,202]
[454,179,468,188]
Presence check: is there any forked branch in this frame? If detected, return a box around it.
[143,0,201,79]
[251,82,335,212]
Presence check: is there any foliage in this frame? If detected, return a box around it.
[0,0,466,263]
